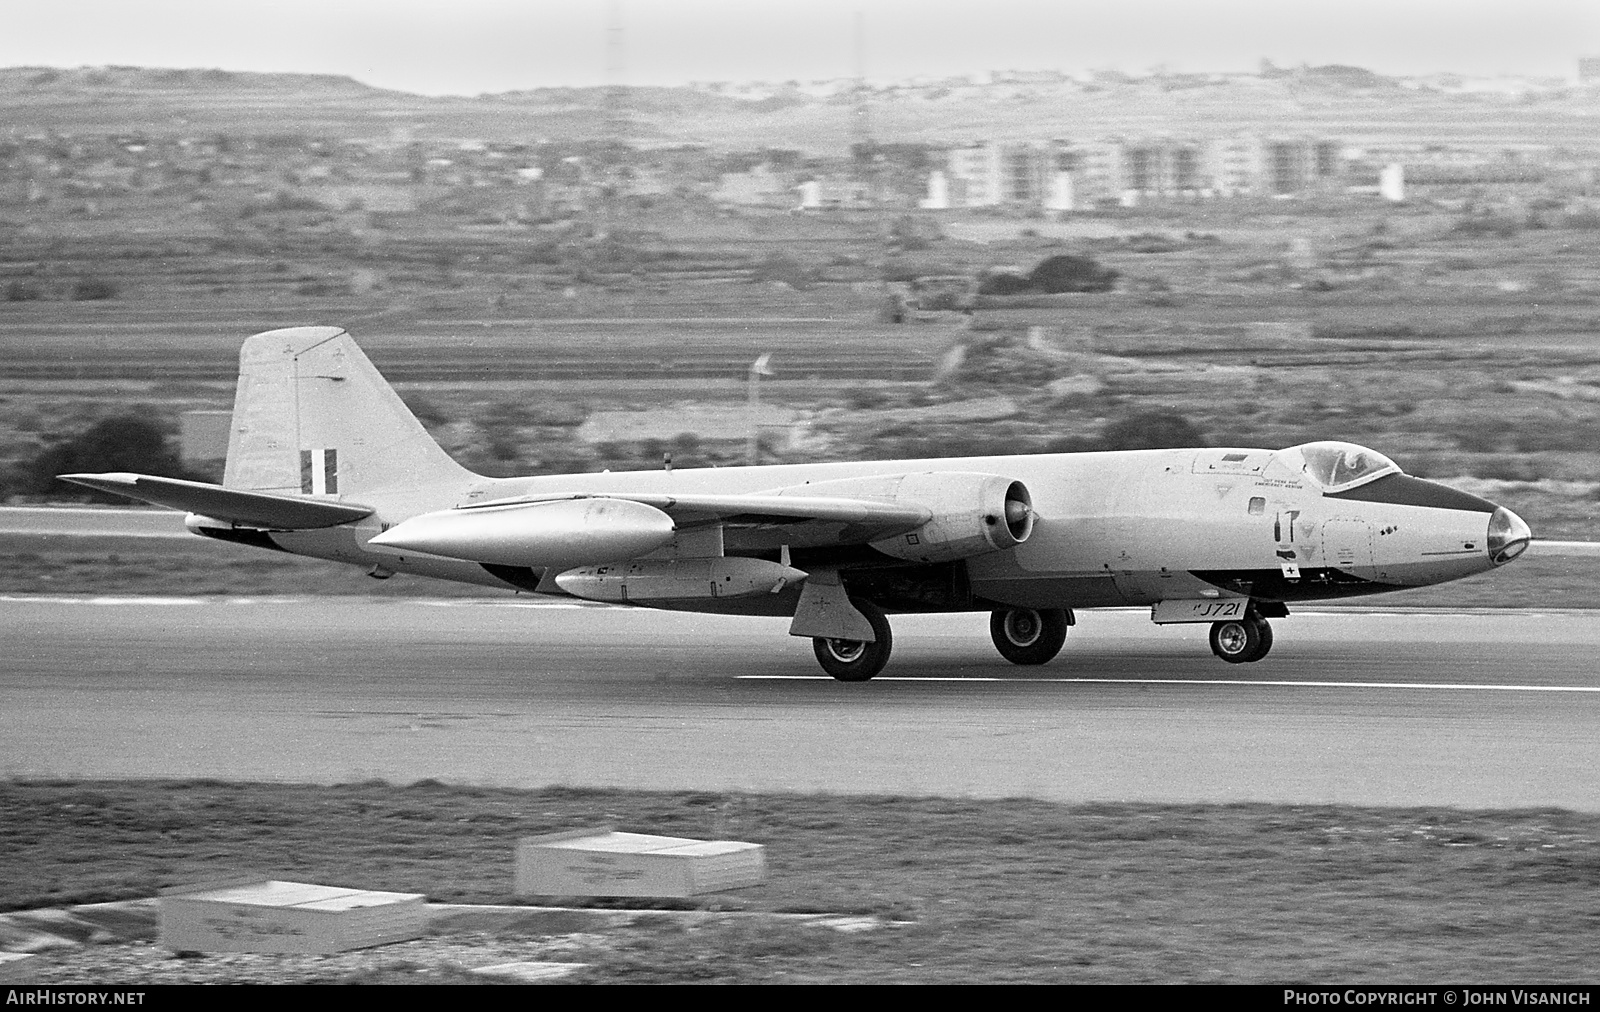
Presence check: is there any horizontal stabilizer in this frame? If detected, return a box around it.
[57,472,373,530]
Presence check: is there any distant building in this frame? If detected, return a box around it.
[1579,57,1600,83]
[1347,143,1556,199]
[1044,171,1074,211]
[945,144,1002,206]
[924,133,1347,211]
[795,175,870,210]
[711,163,792,207]
[1380,164,1405,202]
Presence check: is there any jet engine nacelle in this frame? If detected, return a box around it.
[783,471,1034,564]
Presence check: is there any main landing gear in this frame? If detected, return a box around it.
[989,607,1071,666]
[812,600,893,682]
[809,602,1272,678]
[1209,613,1274,664]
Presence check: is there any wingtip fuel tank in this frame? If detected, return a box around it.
[368,497,676,569]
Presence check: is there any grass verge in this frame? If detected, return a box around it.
[3,780,1598,983]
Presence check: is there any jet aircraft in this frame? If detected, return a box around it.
[64,326,1534,680]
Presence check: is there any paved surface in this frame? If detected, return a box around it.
[0,506,188,538]
[3,596,1598,810]
[0,507,188,537]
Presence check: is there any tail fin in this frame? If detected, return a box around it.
[225,326,476,498]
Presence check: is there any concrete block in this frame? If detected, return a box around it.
[516,829,766,898]
[159,879,426,954]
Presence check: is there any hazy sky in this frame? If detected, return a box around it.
[2,0,1595,95]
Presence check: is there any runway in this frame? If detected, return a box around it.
[0,506,187,537]
[3,595,1598,810]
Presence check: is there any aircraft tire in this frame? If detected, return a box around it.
[990,607,1070,665]
[812,601,892,681]
[1210,616,1272,664]
[1249,619,1274,662]
[1203,618,1267,662]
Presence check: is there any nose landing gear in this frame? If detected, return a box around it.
[1209,613,1274,664]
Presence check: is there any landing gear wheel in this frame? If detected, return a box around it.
[1209,615,1273,664]
[812,601,892,681]
[989,608,1070,666]
[1252,619,1273,660]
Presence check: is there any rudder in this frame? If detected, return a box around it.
[224,326,475,498]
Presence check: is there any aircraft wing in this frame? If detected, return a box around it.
[467,491,932,538]
[57,472,374,530]
[368,490,935,571]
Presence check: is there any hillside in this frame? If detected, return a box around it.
[1,64,1596,152]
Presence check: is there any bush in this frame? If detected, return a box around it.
[7,412,207,501]
[1452,215,1520,239]
[845,387,891,410]
[1098,410,1208,451]
[1125,233,1182,253]
[915,288,969,312]
[888,215,935,251]
[976,271,1033,296]
[4,281,44,301]
[400,393,452,428]
[293,278,350,297]
[750,254,817,290]
[70,277,119,301]
[1028,255,1118,294]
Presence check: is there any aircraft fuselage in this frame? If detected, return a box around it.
[72,327,1534,680]
[237,444,1519,617]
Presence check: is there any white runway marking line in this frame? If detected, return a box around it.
[0,595,608,608]
[0,529,188,538]
[412,599,612,609]
[738,676,1600,693]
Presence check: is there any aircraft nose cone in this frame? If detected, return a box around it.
[1486,506,1532,565]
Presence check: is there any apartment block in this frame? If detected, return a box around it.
[928,134,1348,210]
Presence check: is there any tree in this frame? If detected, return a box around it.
[8,413,208,501]
[975,270,1034,296]
[1027,255,1118,294]
[1098,411,1208,451]
[69,277,120,301]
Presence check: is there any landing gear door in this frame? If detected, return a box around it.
[1321,518,1376,580]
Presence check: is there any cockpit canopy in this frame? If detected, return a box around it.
[1281,441,1401,492]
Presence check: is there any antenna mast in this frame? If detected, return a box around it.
[604,0,627,147]
[852,10,871,151]
[598,0,627,225]
[852,10,878,207]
